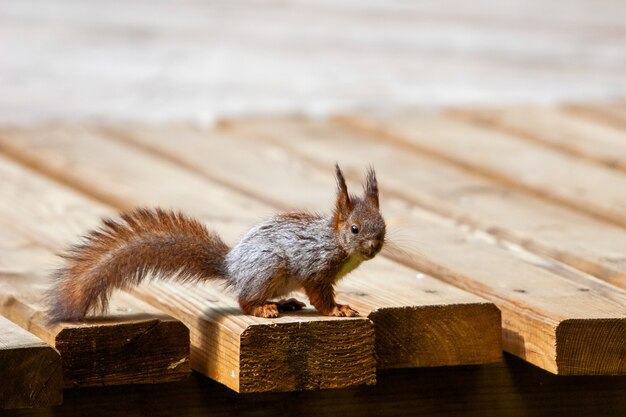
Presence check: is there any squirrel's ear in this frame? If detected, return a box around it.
[335,163,353,219]
[364,166,379,209]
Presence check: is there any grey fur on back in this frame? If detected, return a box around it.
[225,213,346,301]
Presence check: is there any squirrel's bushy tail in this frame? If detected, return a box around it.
[47,208,230,323]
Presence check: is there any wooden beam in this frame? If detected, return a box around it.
[0,153,376,392]
[135,282,375,392]
[0,315,62,410]
[215,117,626,375]
[334,113,626,229]
[0,124,504,370]
[448,105,626,173]
[0,224,191,388]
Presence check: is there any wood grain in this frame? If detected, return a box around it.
[218,117,626,375]
[335,113,626,228]
[0,148,376,392]
[0,315,62,410]
[0,123,504,370]
[449,105,626,173]
[366,210,626,375]
[134,282,375,392]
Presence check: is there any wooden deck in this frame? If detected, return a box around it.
[0,102,625,415]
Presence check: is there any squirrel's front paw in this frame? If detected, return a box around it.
[328,304,359,317]
[251,304,280,318]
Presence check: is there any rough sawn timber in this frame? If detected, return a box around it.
[0,315,62,409]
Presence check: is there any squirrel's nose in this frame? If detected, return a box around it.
[367,240,382,252]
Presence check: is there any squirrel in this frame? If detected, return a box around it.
[47,164,386,323]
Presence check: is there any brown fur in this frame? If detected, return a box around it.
[304,283,359,317]
[47,208,229,323]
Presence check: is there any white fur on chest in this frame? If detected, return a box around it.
[335,254,364,281]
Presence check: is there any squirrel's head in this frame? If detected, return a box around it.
[332,164,386,260]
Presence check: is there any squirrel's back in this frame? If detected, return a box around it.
[47,208,229,323]
[225,212,346,301]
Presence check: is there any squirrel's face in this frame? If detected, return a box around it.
[340,200,386,259]
[333,164,386,260]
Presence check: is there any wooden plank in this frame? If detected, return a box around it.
[134,282,375,392]
[449,106,626,173]
[216,117,626,375]
[565,103,626,131]
[0,315,62,410]
[0,221,191,388]
[98,123,333,211]
[335,113,626,228]
[0,124,503,371]
[0,146,376,392]
[13,123,504,370]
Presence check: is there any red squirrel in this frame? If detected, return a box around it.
[47,164,386,322]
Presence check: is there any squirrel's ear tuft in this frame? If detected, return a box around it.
[334,163,353,220]
[364,166,379,209]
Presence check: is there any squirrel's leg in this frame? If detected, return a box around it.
[304,284,359,317]
[238,297,280,318]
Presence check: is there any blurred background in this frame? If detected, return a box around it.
[2,0,626,124]
[1,3,626,414]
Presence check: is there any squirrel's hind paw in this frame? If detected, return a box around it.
[329,304,359,317]
[251,303,280,318]
[248,299,306,318]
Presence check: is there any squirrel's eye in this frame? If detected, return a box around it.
[350,225,359,234]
